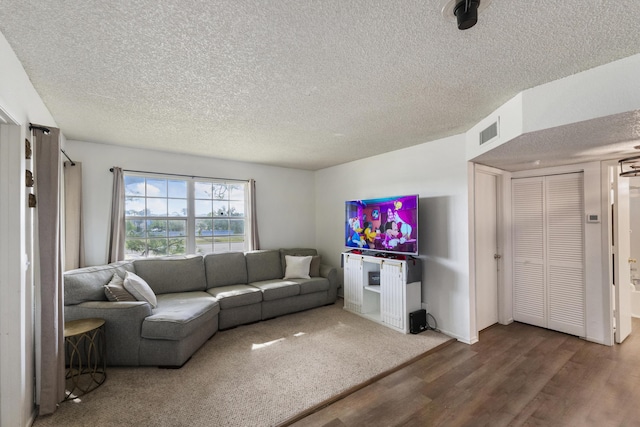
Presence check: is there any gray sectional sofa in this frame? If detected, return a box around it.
[63,248,338,367]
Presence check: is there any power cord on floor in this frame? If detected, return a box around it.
[425,312,439,332]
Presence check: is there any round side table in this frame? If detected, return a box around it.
[64,318,106,400]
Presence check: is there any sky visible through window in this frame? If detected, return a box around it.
[124,174,247,258]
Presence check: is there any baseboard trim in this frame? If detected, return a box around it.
[28,408,37,427]
[437,328,473,345]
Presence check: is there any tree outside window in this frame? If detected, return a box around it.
[124,175,247,259]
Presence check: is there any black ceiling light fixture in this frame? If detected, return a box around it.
[441,0,492,30]
[455,0,480,30]
[619,146,640,177]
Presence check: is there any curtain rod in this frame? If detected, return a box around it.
[109,167,250,183]
[29,122,77,166]
[29,123,50,134]
[61,149,76,166]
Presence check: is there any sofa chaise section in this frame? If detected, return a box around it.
[132,256,219,367]
[138,291,219,367]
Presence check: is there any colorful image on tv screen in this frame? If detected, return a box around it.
[345,194,418,255]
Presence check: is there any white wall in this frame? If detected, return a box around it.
[315,134,472,343]
[0,31,57,427]
[522,53,640,133]
[64,140,317,266]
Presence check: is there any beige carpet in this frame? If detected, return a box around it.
[35,302,452,427]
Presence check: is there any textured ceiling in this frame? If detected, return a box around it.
[1,1,640,170]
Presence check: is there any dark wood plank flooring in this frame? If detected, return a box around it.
[290,319,640,427]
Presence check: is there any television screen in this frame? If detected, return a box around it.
[345,194,419,256]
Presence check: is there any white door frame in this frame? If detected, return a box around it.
[469,163,511,343]
[608,162,633,343]
[0,107,34,426]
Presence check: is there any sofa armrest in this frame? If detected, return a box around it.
[319,264,338,302]
[64,301,153,366]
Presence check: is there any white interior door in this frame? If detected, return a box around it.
[512,177,546,328]
[475,171,499,331]
[613,170,632,343]
[545,173,585,337]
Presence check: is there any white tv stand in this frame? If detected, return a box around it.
[342,252,422,334]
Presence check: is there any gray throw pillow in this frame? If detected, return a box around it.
[123,271,158,308]
[104,273,136,302]
[309,255,321,277]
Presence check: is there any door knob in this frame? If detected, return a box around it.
[494,254,502,260]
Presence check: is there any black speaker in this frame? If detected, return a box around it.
[409,309,427,334]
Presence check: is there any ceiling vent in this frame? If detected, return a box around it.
[479,118,499,146]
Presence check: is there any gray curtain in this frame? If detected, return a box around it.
[248,178,260,250]
[34,126,65,415]
[108,167,125,263]
[64,161,84,271]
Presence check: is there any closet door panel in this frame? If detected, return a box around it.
[547,265,585,335]
[546,173,585,336]
[514,262,546,326]
[512,178,546,327]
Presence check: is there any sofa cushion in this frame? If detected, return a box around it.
[251,280,300,301]
[204,252,247,289]
[141,292,219,340]
[279,248,318,274]
[133,255,206,294]
[297,277,331,295]
[64,260,135,305]
[206,284,262,309]
[283,255,312,280]
[104,273,136,302]
[124,272,158,308]
[245,250,283,283]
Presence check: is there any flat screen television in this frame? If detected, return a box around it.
[345,194,419,256]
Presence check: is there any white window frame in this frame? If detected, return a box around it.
[123,172,249,258]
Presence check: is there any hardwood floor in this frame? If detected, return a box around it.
[290,319,640,427]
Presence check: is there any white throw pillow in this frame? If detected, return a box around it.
[123,271,158,308]
[283,255,312,280]
[104,272,136,302]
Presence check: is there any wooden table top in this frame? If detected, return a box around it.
[64,318,105,338]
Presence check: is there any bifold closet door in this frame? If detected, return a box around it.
[545,174,585,336]
[512,173,585,337]
[512,178,546,328]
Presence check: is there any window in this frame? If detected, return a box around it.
[124,173,248,258]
